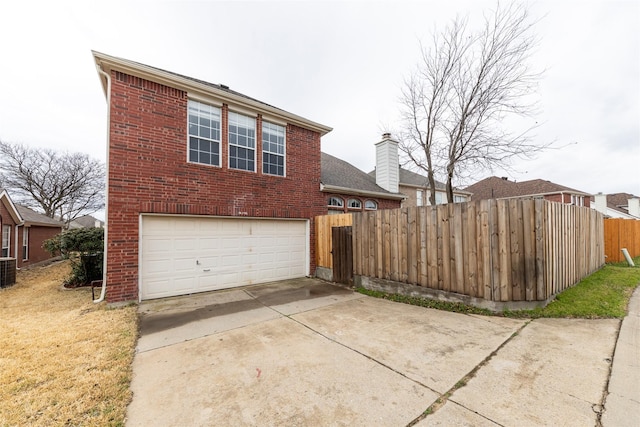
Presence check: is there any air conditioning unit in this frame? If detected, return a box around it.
[0,258,16,288]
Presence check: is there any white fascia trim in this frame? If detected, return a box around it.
[399,183,473,196]
[93,51,332,136]
[0,190,24,224]
[499,190,593,200]
[320,184,406,201]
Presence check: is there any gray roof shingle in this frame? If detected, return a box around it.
[321,152,399,196]
[16,205,64,227]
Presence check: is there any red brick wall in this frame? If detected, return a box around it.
[106,71,326,302]
[545,193,591,207]
[18,226,62,268]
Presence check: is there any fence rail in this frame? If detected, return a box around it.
[346,200,603,302]
[604,218,640,263]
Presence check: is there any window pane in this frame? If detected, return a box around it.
[187,100,220,166]
[262,121,285,176]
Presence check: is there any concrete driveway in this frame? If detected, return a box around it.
[127,278,620,426]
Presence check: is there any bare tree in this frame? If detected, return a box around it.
[399,3,547,203]
[0,141,105,227]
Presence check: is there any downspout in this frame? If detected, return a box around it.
[94,64,111,303]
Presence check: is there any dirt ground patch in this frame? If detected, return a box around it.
[0,261,138,426]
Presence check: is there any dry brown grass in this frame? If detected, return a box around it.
[0,261,138,427]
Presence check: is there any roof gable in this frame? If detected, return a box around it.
[93,51,332,136]
[0,189,23,224]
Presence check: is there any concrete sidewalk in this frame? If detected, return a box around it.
[602,286,640,427]
[127,278,628,426]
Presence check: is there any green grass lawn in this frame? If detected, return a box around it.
[358,256,640,319]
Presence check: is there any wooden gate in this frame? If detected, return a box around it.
[331,226,353,285]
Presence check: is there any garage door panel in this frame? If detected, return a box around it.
[140,216,308,300]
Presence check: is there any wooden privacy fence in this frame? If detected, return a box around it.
[604,218,640,263]
[315,213,353,269]
[349,199,604,302]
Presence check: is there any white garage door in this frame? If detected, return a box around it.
[140,215,308,300]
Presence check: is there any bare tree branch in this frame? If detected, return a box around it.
[399,2,549,203]
[0,141,105,228]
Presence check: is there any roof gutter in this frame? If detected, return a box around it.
[498,190,593,200]
[320,183,406,201]
[92,51,333,136]
[399,182,473,195]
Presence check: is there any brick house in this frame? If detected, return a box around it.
[94,52,334,303]
[1,189,64,268]
[465,176,592,207]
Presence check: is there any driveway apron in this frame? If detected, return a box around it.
[127,278,619,426]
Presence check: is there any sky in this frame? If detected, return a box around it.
[0,0,638,202]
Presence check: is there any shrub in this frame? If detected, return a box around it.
[44,228,104,286]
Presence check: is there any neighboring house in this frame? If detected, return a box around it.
[368,168,471,209]
[94,52,332,303]
[68,215,105,229]
[0,190,64,268]
[321,152,404,213]
[465,176,592,207]
[320,134,405,213]
[592,193,640,219]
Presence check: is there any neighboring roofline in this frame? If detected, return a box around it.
[496,190,593,200]
[320,184,406,201]
[0,190,24,225]
[22,221,64,228]
[16,204,64,228]
[398,182,473,195]
[93,51,333,136]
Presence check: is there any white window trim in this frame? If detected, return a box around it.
[228,111,257,172]
[347,198,362,210]
[416,190,424,207]
[262,120,286,177]
[328,197,344,208]
[2,225,10,258]
[22,227,29,260]
[187,99,222,168]
[364,200,378,210]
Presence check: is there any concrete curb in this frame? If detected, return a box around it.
[602,286,640,427]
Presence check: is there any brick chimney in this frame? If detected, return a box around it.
[375,133,399,193]
[594,193,607,214]
[628,197,640,218]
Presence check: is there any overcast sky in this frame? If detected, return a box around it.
[1,0,638,199]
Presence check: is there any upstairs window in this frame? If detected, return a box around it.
[229,111,256,172]
[188,100,221,166]
[364,200,378,210]
[347,199,362,210]
[416,190,424,207]
[262,121,285,176]
[2,225,10,258]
